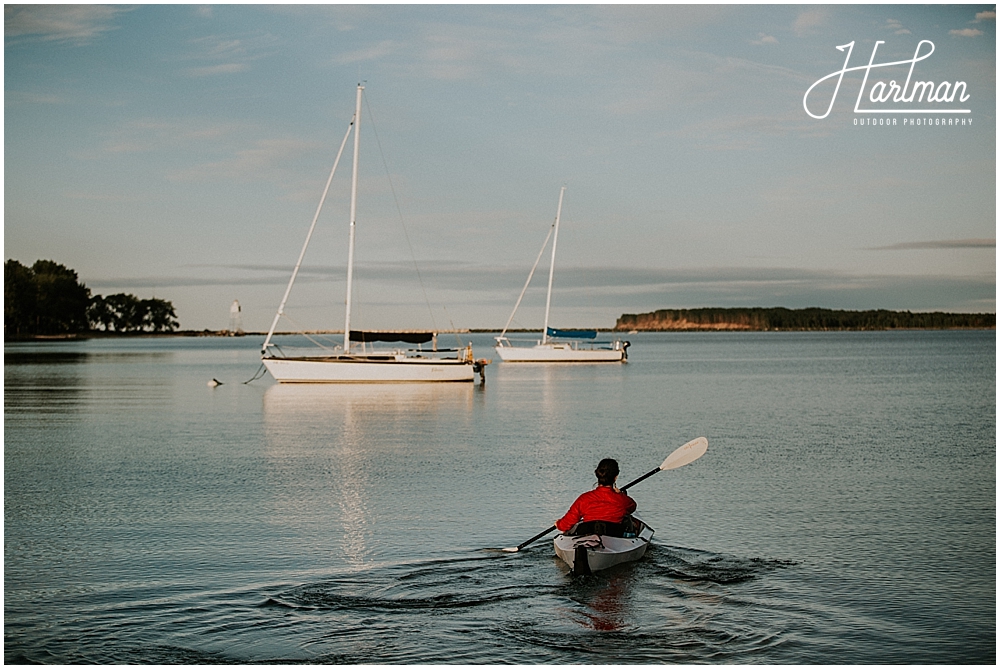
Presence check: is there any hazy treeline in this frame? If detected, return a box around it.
[5,259,178,337]
[616,307,996,331]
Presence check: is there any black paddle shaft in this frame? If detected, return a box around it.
[514,525,557,551]
[620,466,660,492]
[511,466,661,551]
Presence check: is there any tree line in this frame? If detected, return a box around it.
[616,307,995,331]
[5,259,178,338]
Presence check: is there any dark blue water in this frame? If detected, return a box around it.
[5,331,995,663]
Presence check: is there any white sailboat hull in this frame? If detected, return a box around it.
[263,356,476,383]
[494,342,626,363]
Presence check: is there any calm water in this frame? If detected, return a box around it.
[4,331,995,664]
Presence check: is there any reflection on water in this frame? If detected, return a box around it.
[5,351,93,366]
[5,348,176,417]
[261,383,479,568]
[262,382,477,417]
[571,572,632,632]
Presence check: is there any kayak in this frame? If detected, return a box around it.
[553,514,654,575]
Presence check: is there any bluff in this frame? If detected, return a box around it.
[615,308,995,331]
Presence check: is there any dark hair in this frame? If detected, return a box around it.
[595,458,620,486]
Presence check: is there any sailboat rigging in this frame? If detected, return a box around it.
[494,187,629,363]
[261,84,486,383]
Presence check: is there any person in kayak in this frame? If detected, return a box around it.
[555,458,637,537]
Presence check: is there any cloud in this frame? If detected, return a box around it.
[5,91,63,106]
[869,239,995,251]
[950,28,984,37]
[168,137,316,182]
[412,30,536,81]
[333,40,398,65]
[91,118,254,156]
[184,63,250,77]
[974,11,996,21]
[110,262,995,298]
[793,9,827,36]
[87,264,997,322]
[751,33,778,45]
[178,33,278,77]
[886,19,911,35]
[4,5,128,45]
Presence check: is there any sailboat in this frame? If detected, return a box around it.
[261,84,486,383]
[493,187,629,363]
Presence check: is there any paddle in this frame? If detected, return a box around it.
[501,437,708,553]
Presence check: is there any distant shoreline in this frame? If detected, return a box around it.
[6,327,996,343]
[616,307,995,332]
[4,307,996,342]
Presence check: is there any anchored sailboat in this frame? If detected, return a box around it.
[494,187,629,363]
[261,84,486,383]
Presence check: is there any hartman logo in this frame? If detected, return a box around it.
[803,40,971,120]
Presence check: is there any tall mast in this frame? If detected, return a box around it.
[261,118,354,355]
[541,186,565,345]
[343,84,363,352]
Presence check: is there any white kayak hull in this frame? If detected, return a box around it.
[553,517,654,574]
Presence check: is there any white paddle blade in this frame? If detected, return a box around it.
[501,546,519,553]
[660,437,708,471]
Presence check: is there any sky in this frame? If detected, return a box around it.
[5,4,996,332]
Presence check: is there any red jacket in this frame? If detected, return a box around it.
[555,485,637,533]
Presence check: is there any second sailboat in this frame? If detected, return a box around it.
[494,187,629,363]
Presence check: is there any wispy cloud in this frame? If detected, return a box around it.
[85,264,997,316]
[949,8,994,37]
[88,275,297,290]
[870,239,995,250]
[751,33,778,46]
[4,5,129,45]
[184,63,250,77]
[664,109,832,151]
[5,91,63,106]
[886,18,911,35]
[793,8,827,36]
[333,40,398,65]
[168,138,315,182]
[93,118,254,156]
[179,33,278,77]
[413,29,536,81]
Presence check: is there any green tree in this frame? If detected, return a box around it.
[87,295,116,331]
[103,293,143,331]
[5,259,36,336]
[5,258,181,337]
[32,260,92,334]
[4,259,91,336]
[141,298,179,333]
[89,293,178,333]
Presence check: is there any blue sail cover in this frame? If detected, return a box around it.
[546,327,597,339]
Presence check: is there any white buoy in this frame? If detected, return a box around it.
[208,378,222,387]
